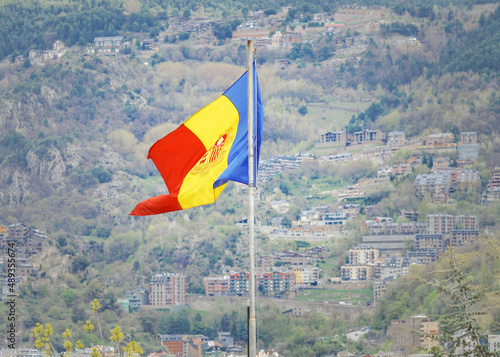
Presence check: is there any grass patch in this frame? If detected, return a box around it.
[294,288,373,303]
[318,257,340,270]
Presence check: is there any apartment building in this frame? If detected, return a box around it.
[341,264,374,281]
[378,256,411,280]
[451,229,480,247]
[426,214,455,235]
[390,315,439,355]
[203,276,229,296]
[392,163,412,177]
[387,131,405,148]
[414,234,444,250]
[423,133,455,146]
[488,168,500,188]
[149,273,186,307]
[489,335,500,354]
[160,334,211,357]
[461,132,477,144]
[0,223,47,258]
[426,214,479,235]
[458,169,480,184]
[414,173,451,201]
[123,289,149,312]
[319,131,347,146]
[348,246,380,265]
[373,280,391,305]
[229,271,251,295]
[342,184,364,199]
[293,266,320,286]
[261,271,295,295]
[455,215,479,230]
[352,129,385,143]
[317,211,348,226]
[364,219,425,236]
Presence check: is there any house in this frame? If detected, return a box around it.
[399,210,419,222]
[304,246,327,259]
[29,40,67,64]
[0,223,47,259]
[351,129,385,143]
[270,200,290,214]
[217,332,234,348]
[387,131,405,148]
[124,289,149,312]
[342,185,364,200]
[423,133,455,147]
[319,131,347,146]
[87,36,124,54]
[378,256,411,280]
[159,334,210,357]
[392,164,413,177]
[460,132,477,144]
[271,31,301,46]
[433,156,451,169]
[317,211,348,226]
[377,166,393,181]
[142,39,155,50]
[373,279,390,305]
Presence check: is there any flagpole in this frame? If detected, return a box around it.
[247,39,257,357]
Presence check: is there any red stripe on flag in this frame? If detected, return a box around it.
[148,124,206,192]
[129,193,183,215]
[130,124,206,215]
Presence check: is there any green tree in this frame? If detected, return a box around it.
[71,255,90,273]
[191,312,206,335]
[412,247,493,357]
[62,289,76,307]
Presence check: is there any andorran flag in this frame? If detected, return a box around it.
[130,64,263,216]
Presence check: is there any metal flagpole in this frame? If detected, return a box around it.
[247,39,257,357]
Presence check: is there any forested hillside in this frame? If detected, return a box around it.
[0,0,499,356]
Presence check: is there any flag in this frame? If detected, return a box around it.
[130,64,263,216]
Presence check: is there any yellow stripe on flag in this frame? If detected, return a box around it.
[178,95,240,209]
[184,96,239,150]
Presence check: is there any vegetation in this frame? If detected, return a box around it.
[0,0,499,355]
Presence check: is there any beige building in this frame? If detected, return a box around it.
[203,276,229,296]
[414,173,451,202]
[423,133,455,146]
[387,131,405,148]
[390,316,438,355]
[340,264,374,281]
[460,132,477,144]
[352,129,385,143]
[293,266,320,286]
[149,273,186,307]
[451,230,479,247]
[348,246,380,265]
[414,234,444,250]
[319,131,347,146]
[426,214,455,235]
